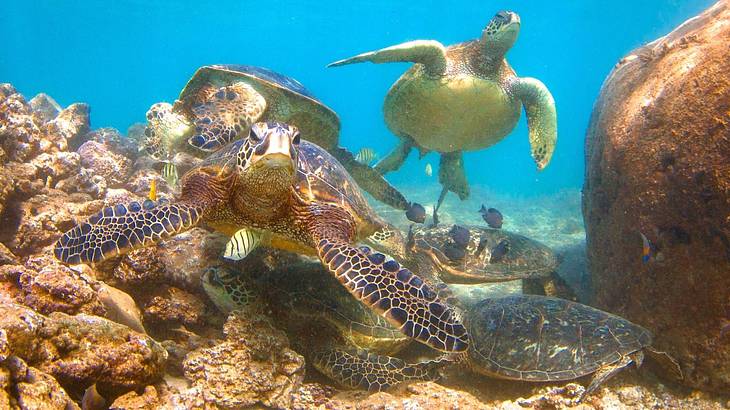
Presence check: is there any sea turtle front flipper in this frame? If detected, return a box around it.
[54,200,204,265]
[328,40,448,74]
[307,204,468,352]
[313,348,443,392]
[188,82,267,151]
[331,147,411,211]
[508,77,557,170]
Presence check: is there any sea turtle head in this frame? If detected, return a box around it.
[235,121,300,193]
[481,11,520,56]
[141,102,192,160]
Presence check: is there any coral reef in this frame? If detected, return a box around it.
[583,0,730,392]
[178,313,305,409]
[0,297,167,396]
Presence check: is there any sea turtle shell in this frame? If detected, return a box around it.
[465,294,652,381]
[177,64,340,150]
[410,225,558,284]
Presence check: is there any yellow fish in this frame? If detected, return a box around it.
[148,179,157,201]
[355,147,377,165]
[425,163,433,177]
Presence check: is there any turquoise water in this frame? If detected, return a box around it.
[0,0,713,196]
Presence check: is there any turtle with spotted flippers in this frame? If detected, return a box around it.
[202,263,445,392]
[329,11,557,223]
[54,121,468,354]
[200,249,678,400]
[141,64,416,214]
[405,224,575,300]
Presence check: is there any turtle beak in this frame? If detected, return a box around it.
[251,124,297,172]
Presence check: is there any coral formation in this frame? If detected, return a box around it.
[583,0,730,392]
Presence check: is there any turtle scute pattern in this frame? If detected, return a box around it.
[53,199,203,264]
[318,241,469,353]
[467,295,652,381]
[313,348,442,392]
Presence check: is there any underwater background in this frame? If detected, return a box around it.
[0,0,714,196]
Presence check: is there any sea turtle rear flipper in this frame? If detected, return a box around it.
[331,147,410,210]
[54,200,204,264]
[374,139,413,174]
[328,40,448,74]
[188,82,267,151]
[581,353,637,401]
[313,348,443,392]
[432,151,469,225]
[308,204,468,352]
[508,77,557,170]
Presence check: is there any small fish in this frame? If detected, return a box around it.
[449,225,471,248]
[479,205,503,229]
[406,202,426,224]
[425,163,433,177]
[148,179,157,201]
[81,383,106,410]
[354,147,377,165]
[489,240,510,263]
[443,242,466,262]
[640,232,654,263]
[223,228,261,261]
[161,161,179,187]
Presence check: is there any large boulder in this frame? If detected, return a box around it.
[583,1,730,392]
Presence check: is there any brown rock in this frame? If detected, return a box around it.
[0,297,167,396]
[180,312,305,409]
[29,93,61,125]
[0,85,41,162]
[109,384,171,410]
[77,140,133,187]
[583,1,730,392]
[1,190,102,257]
[44,102,90,152]
[1,356,80,410]
[143,286,206,328]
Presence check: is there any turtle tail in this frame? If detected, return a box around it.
[312,348,444,392]
[54,199,204,264]
[330,146,410,210]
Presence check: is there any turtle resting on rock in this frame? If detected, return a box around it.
[141,64,415,214]
[329,11,557,223]
[406,224,574,299]
[55,121,468,353]
[201,250,678,399]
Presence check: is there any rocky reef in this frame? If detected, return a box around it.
[2,5,730,404]
[583,0,730,393]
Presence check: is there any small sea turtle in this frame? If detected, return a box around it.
[406,224,573,299]
[141,64,412,212]
[55,121,468,353]
[329,11,557,223]
[201,251,676,399]
[202,262,445,392]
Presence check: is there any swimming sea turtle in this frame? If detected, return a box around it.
[141,64,413,213]
[406,224,574,299]
[201,249,676,399]
[54,121,468,353]
[329,11,557,223]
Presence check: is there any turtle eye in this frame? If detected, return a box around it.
[249,127,262,142]
[292,131,301,145]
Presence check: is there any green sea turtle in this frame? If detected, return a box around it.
[54,121,468,353]
[202,261,445,391]
[328,11,558,223]
[201,250,676,399]
[405,224,574,299]
[141,64,413,213]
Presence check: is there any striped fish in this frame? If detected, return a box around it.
[161,162,179,187]
[354,147,378,165]
[223,228,261,261]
